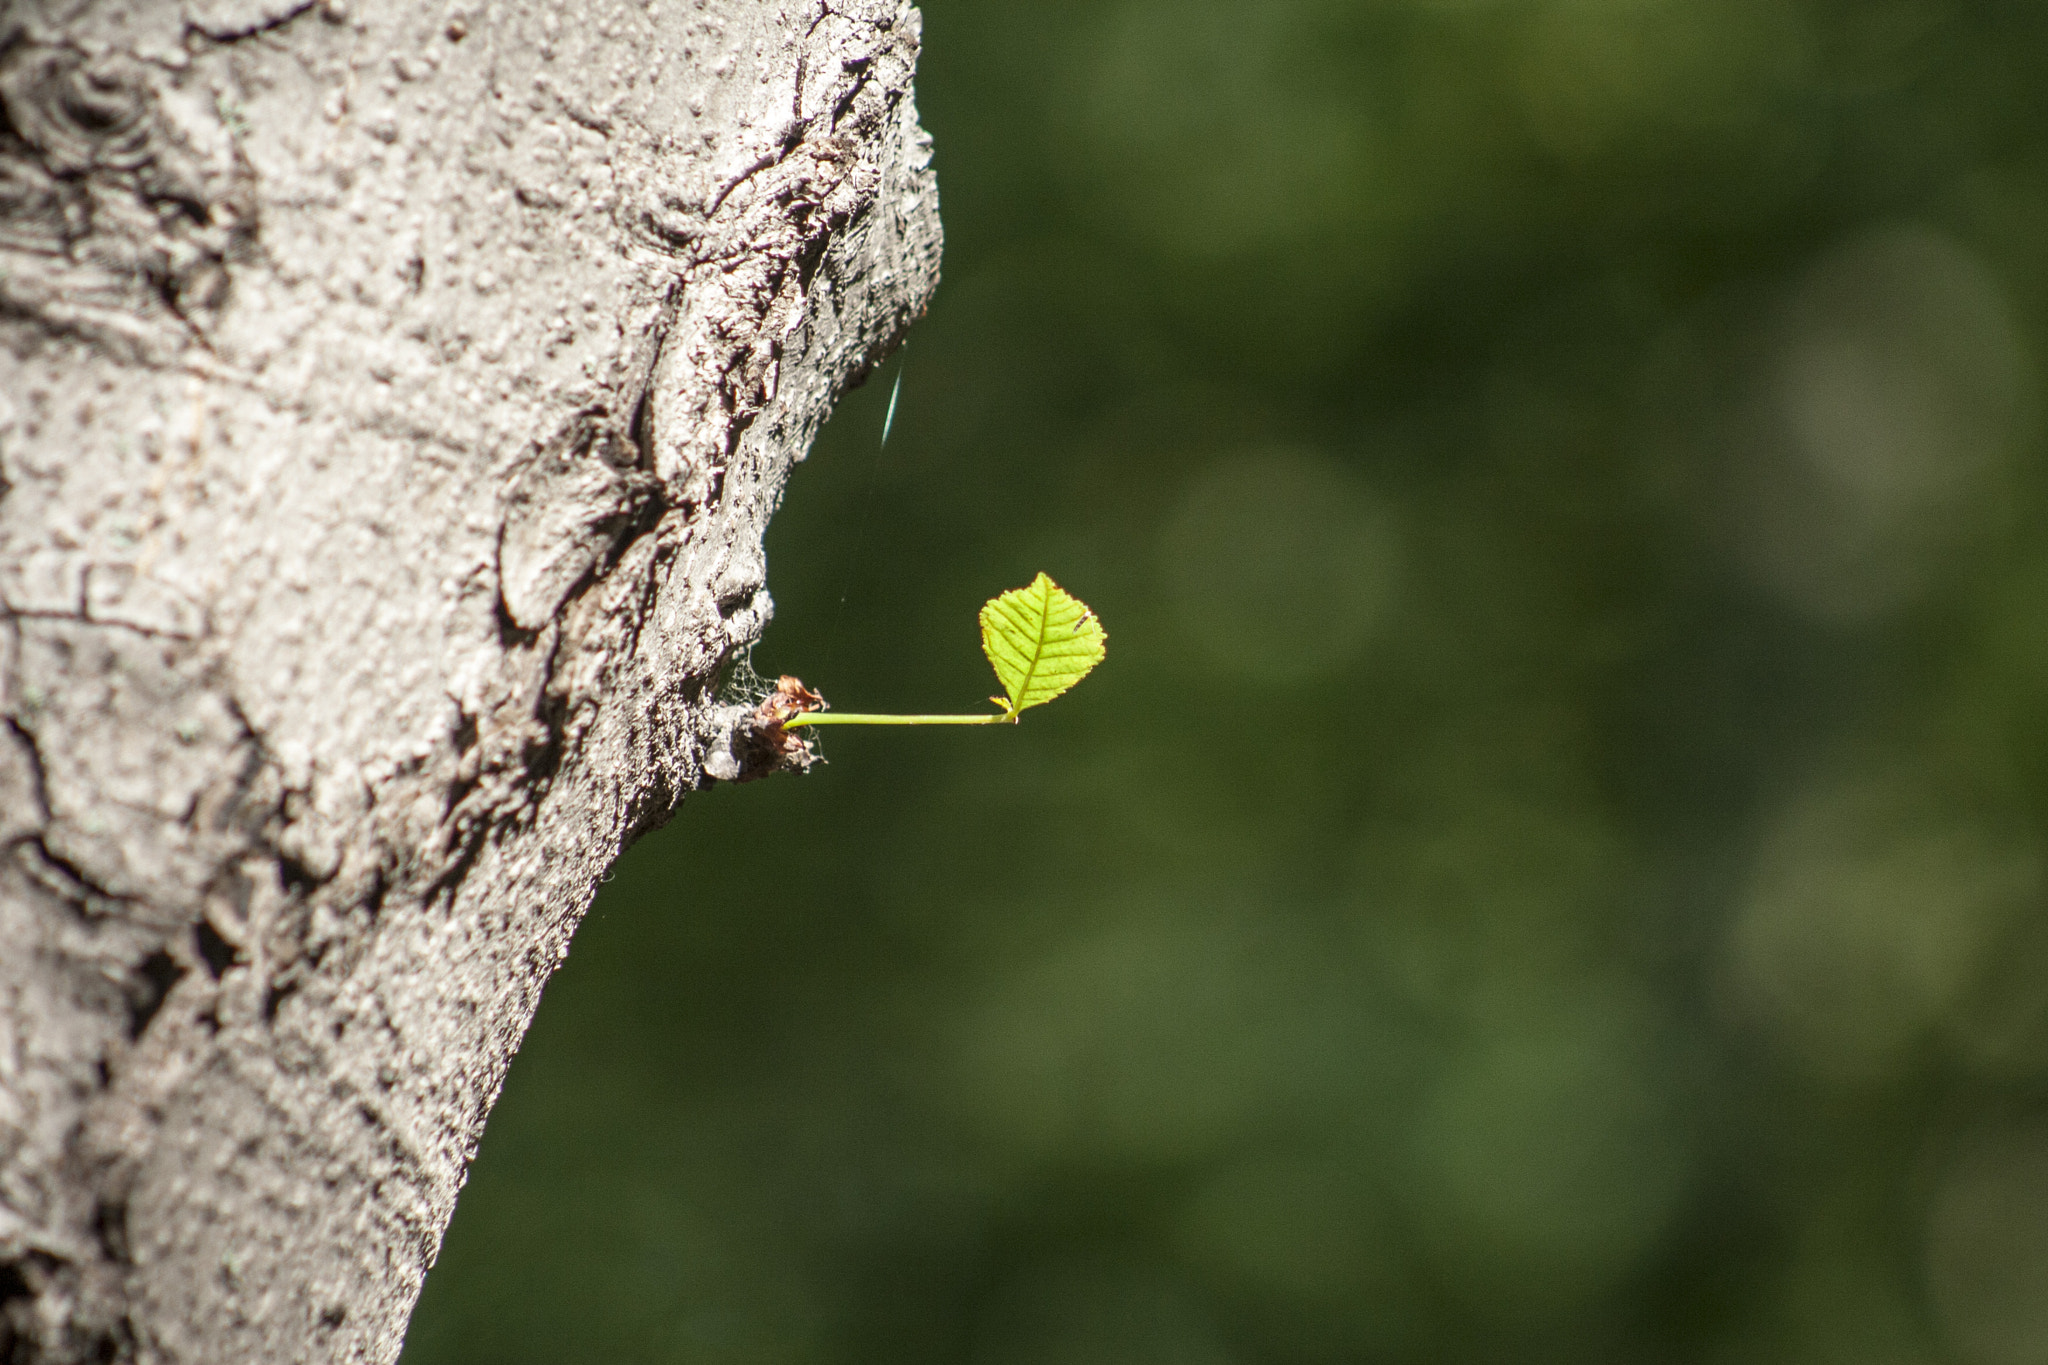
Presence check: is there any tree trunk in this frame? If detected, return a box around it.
[0,0,939,1357]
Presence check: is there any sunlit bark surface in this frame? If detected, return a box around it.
[0,0,938,1357]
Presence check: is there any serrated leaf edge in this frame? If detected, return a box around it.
[979,573,1107,716]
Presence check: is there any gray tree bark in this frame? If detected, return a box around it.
[0,0,939,1358]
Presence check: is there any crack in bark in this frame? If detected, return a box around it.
[4,715,52,826]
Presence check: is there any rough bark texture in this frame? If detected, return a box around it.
[0,0,940,1358]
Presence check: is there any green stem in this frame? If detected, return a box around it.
[785,711,1012,727]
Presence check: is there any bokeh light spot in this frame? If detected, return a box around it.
[1724,771,2043,1084]
[952,905,1373,1166]
[1402,993,1690,1320]
[1157,449,1400,686]
[1517,0,1808,160]
[1729,225,2033,620]
[1069,0,1378,261]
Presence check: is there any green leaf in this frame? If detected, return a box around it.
[979,573,1107,717]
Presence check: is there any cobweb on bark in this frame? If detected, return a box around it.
[707,651,827,780]
[718,649,781,711]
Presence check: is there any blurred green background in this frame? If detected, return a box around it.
[403,1,2048,1361]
